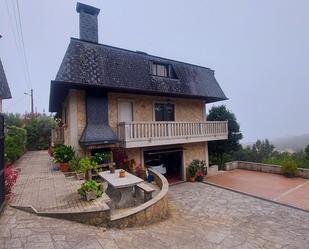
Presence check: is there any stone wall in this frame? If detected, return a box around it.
[183,142,208,176]
[225,161,309,179]
[39,208,110,227]
[126,148,142,166]
[62,89,86,156]
[108,92,205,133]
[76,90,86,150]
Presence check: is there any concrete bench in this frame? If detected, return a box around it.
[135,182,155,202]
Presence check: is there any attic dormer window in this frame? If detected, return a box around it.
[152,63,168,77]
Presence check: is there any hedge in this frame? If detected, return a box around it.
[4,125,27,164]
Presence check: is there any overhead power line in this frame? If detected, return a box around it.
[3,0,32,90]
[4,0,23,60]
[15,0,32,88]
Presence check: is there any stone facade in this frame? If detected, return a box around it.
[62,91,209,173]
[63,89,86,156]
[108,92,206,133]
[183,142,208,179]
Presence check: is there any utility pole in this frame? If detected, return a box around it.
[24,88,34,115]
[30,88,34,114]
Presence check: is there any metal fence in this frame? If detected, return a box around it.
[0,114,4,210]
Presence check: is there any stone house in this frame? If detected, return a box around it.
[49,3,228,182]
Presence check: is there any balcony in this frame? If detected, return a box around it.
[118,121,228,148]
[51,127,64,146]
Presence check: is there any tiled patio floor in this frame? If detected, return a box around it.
[206,169,309,211]
[1,182,309,248]
[10,151,109,213]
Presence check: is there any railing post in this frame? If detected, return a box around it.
[125,123,130,141]
[167,123,171,137]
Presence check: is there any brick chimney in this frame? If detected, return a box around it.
[76,2,100,43]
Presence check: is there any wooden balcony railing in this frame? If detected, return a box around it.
[118,121,228,148]
[51,127,64,146]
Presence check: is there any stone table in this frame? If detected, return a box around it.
[99,169,143,208]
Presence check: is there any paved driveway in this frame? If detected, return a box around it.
[1,182,309,248]
[206,169,309,211]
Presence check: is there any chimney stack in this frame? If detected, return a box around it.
[76,2,100,43]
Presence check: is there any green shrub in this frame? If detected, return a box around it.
[78,180,104,198]
[92,151,111,164]
[53,145,75,163]
[281,159,298,177]
[77,157,99,174]
[69,157,80,172]
[4,126,27,164]
[187,162,198,178]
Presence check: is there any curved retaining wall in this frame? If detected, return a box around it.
[13,169,169,228]
[108,168,169,228]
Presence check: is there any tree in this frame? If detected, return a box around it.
[305,144,309,162]
[25,114,56,150]
[250,139,275,162]
[207,105,243,168]
[3,113,24,128]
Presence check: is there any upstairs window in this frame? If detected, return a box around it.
[152,63,168,77]
[154,103,175,121]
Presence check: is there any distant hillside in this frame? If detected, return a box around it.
[270,134,309,152]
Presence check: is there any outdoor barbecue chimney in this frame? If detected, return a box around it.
[76,2,100,43]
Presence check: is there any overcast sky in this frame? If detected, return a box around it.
[1,0,308,142]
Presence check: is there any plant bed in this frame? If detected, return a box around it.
[4,165,19,199]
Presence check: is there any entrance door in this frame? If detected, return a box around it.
[118,101,133,123]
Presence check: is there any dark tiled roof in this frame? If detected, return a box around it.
[50,38,227,111]
[0,58,11,99]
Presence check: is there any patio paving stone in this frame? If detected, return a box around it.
[1,152,309,248]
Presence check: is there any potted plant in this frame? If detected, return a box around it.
[53,145,75,172]
[69,157,83,179]
[196,170,204,182]
[187,163,197,182]
[78,157,99,180]
[194,160,206,182]
[78,180,104,201]
[119,169,126,177]
[92,151,112,165]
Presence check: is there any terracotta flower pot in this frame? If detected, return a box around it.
[60,163,69,172]
[189,176,196,182]
[119,171,125,177]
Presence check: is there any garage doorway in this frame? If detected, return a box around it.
[144,147,183,184]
